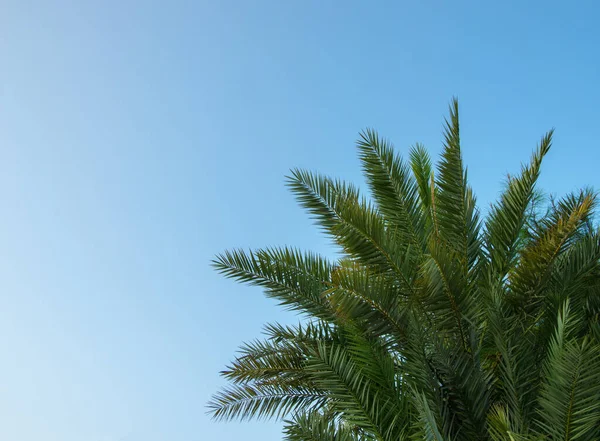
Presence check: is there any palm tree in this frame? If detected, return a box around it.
[208,100,600,441]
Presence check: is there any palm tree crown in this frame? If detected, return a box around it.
[209,100,600,441]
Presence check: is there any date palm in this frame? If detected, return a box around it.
[209,100,600,441]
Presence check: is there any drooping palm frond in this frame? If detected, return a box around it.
[210,99,600,441]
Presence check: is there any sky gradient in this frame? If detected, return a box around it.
[2,1,600,440]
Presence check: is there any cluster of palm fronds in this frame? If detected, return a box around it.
[209,100,600,441]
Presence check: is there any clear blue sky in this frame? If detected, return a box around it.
[1,1,600,440]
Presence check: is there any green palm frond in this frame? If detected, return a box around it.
[411,391,447,441]
[328,262,409,342]
[421,239,473,340]
[264,321,339,346]
[483,293,532,432]
[287,169,416,290]
[305,340,388,440]
[434,98,481,269]
[509,191,596,313]
[547,231,600,332]
[409,143,434,215]
[283,411,365,441]
[487,405,546,441]
[212,247,335,320]
[357,129,424,253]
[430,335,492,439]
[220,332,314,388]
[208,382,327,421]
[536,301,600,441]
[484,130,553,280]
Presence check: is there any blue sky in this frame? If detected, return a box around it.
[1,1,600,440]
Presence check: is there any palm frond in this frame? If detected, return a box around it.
[305,340,388,440]
[328,262,409,342]
[208,382,327,421]
[357,129,425,254]
[409,143,434,215]
[536,301,600,441]
[212,247,335,320]
[434,98,481,270]
[287,169,416,291]
[485,130,553,281]
[509,190,596,313]
[411,391,447,441]
[283,411,365,441]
